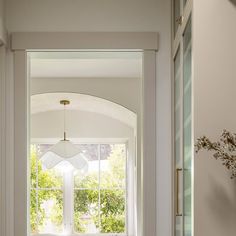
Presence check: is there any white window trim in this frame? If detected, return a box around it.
[12,32,157,236]
[31,141,132,236]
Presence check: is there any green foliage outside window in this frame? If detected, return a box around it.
[30,146,63,233]
[30,144,126,234]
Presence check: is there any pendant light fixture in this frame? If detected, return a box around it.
[40,100,88,171]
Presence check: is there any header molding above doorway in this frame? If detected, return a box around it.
[11,32,159,51]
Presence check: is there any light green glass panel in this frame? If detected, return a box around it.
[183,18,192,236]
[175,107,180,139]
[174,0,181,36]
[184,122,191,169]
[175,76,180,107]
[175,137,181,167]
[183,0,187,8]
[174,49,181,169]
[175,217,182,236]
[174,48,182,235]
[184,85,191,122]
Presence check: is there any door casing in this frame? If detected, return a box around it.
[12,32,158,236]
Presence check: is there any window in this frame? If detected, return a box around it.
[30,143,127,235]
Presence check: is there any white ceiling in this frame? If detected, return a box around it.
[31,93,137,128]
[29,52,142,79]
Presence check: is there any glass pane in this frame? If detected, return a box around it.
[38,160,63,188]
[74,144,99,189]
[183,0,187,7]
[37,143,54,156]
[175,107,180,139]
[174,0,181,36]
[174,49,181,168]
[77,144,99,161]
[175,74,180,107]
[74,189,99,233]
[184,123,191,168]
[100,144,126,189]
[175,137,181,168]
[30,190,38,234]
[100,189,126,233]
[30,145,37,188]
[183,18,192,236]
[35,144,63,189]
[175,217,182,236]
[37,190,63,234]
[174,48,182,235]
[184,86,191,122]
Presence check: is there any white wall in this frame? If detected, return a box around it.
[6,0,159,32]
[31,110,134,140]
[193,1,236,236]
[31,77,141,114]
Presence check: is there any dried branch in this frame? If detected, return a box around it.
[195,130,236,178]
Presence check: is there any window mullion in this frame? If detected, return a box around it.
[63,169,73,234]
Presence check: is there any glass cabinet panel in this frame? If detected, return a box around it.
[174,49,181,169]
[174,0,181,36]
[183,18,192,236]
[183,0,187,7]
[173,0,192,230]
[174,48,182,236]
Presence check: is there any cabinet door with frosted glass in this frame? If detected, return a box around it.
[174,0,181,36]
[173,0,190,39]
[183,18,192,236]
[174,21,192,235]
[173,0,192,234]
[174,48,183,236]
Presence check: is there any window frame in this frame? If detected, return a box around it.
[30,138,133,236]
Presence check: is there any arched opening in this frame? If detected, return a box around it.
[30,92,137,235]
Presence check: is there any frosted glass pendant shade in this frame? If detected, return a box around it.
[40,140,88,170]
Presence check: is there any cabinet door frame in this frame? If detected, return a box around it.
[173,0,193,58]
[172,0,193,236]
[173,44,184,236]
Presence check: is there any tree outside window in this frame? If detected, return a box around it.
[30,143,126,235]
